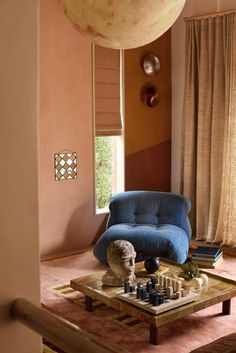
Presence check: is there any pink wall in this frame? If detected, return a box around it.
[0,1,40,352]
[39,0,106,257]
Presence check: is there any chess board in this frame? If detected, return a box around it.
[116,289,199,315]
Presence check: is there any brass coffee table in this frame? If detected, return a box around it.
[70,261,236,345]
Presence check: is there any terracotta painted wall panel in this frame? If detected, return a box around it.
[125,32,171,191]
[126,141,171,191]
[39,0,106,256]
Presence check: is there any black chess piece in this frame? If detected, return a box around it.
[124,282,130,293]
[140,288,147,300]
[130,285,135,293]
[136,283,143,299]
[146,280,152,293]
[153,293,160,306]
[158,293,164,304]
[149,290,156,305]
[151,277,157,288]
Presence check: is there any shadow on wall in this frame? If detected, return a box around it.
[61,204,108,252]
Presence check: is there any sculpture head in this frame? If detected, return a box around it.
[107,240,136,278]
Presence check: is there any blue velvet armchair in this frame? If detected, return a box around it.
[93,191,191,265]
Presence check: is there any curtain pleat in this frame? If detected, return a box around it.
[181,13,236,247]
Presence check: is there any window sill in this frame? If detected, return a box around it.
[96,208,109,215]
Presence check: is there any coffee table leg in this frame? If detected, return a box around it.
[85,295,93,312]
[222,299,231,315]
[149,325,159,345]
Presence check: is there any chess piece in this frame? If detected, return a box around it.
[102,240,136,286]
[200,273,208,286]
[124,282,131,293]
[146,281,153,293]
[141,288,147,300]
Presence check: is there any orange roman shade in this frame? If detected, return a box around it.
[94,45,122,136]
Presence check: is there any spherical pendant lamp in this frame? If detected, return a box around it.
[58,0,186,49]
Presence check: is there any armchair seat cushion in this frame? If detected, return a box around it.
[93,223,189,264]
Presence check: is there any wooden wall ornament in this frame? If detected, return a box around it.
[143,54,160,77]
[54,152,77,181]
[58,0,186,49]
[142,85,160,108]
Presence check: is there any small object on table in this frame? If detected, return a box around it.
[167,286,173,299]
[151,277,157,288]
[172,279,178,291]
[141,288,147,301]
[171,292,178,300]
[130,285,136,293]
[102,240,136,286]
[176,281,182,292]
[136,286,142,299]
[153,293,160,306]
[179,262,200,281]
[178,261,208,290]
[190,277,203,289]
[200,273,208,286]
[146,281,153,293]
[144,257,160,274]
[158,293,164,304]
[124,282,131,293]
[149,291,156,305]
[135,264,169,278]
[176,291,181,299]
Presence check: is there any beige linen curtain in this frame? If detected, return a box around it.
[181,13,236,246]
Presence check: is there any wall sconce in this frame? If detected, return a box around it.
[142,85,160,108]
[54,152,77,181]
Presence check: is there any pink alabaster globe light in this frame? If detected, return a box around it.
[58,0,186,49]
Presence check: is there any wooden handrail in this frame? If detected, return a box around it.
[11,298,126,353]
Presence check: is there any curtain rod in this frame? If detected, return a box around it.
[184,8,236,22]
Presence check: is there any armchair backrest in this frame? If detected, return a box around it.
[107,191,191,239]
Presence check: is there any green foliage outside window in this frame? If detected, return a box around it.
[95,136,112,210]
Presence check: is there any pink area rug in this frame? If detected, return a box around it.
[41,250,236,353]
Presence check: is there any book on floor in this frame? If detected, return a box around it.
[192,246,222,259]
[191,256,223,269]
[191,252,223,263]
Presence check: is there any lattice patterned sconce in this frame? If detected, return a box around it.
[54,152,77,181]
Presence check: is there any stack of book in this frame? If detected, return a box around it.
[191,246,223,268]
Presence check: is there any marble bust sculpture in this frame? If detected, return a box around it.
[102,240,136,286]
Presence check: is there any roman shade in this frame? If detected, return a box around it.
[94,45,122,136]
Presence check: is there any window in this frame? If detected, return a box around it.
[95,135,124,212]
[93,45,124,213]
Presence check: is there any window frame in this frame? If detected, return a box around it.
[92,44,125,215]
